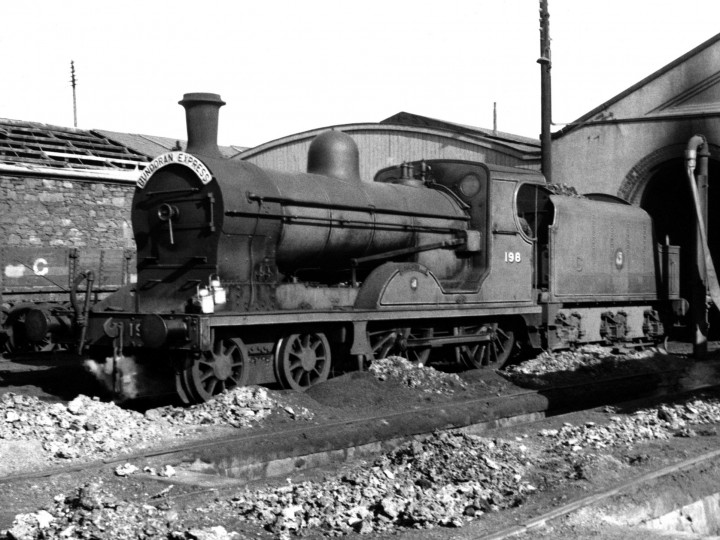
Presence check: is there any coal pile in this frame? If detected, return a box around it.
[148,386,313,427]
[538,398,720,452]
[545,183,584,197]
[0,393,177,462]
[0,387,311,466]
[229,431,535,536]
[501,345,675,389]
[3,431,535,539]
[504,345,656,377]
[368,356,467,394]
[8,394,720,539]
[4,480,241,540]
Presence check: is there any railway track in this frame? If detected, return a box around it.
[0,356,716,485]
[2,356,719,526]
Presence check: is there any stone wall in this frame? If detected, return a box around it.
[0,174,135,250]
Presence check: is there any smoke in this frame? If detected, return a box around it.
[84,355,142,400]
[83,355,174,402]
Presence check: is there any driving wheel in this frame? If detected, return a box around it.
[367,328,400,360]
[398,327,434,365]
[275,332,331,391]
[455,324,515,368]
[181,337,250,403]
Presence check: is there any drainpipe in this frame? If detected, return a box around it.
[685,134,717,357]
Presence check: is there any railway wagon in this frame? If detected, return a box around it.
[1,246,135,353]
[75,93,683,404]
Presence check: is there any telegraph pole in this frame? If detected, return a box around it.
[70,61,78,128]
[538,0,552,182]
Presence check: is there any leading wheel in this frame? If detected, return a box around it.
[455,324,515,369]
[180,337,250,403]
[275,332,331,391]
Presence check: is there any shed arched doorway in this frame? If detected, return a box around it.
[639,157,720,336]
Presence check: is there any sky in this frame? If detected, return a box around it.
[1,0,719,148]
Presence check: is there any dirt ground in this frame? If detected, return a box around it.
[2,347,720,539]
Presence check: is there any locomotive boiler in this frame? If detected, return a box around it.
[78,93,684,403]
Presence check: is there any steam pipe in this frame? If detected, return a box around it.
[71,271,95,355]
[685,134,717,357]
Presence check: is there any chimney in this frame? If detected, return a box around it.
[178,92,225,158]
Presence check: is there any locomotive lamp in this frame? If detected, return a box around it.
[209,275,226,306]
[197,286,214,314]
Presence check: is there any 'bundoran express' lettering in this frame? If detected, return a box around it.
[137,152,213,188]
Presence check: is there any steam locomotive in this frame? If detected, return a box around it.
[26,93,685,403]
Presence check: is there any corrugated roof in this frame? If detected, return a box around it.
[0,118,149,172]
[95,130,248,159]
[381,112,540,154]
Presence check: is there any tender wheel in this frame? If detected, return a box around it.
[181,337,250,403]
[455,324,516,368]
[398,327,433,365]
[275,332,331,391]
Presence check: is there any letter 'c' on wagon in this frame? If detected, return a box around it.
[33,258,49,276]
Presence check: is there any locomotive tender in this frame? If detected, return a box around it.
[77,93,683,403]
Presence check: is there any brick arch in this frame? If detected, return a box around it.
[618,142,720,203]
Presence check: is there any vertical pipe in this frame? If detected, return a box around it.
[695,142,710,356]
[538,0,552,182]
[686,135,713,357]
[70,61,78,128]
[493,102,497,136]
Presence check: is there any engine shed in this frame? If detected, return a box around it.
[550,32,720,322]
[235,113,541,182]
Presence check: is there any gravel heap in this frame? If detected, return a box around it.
[5,480,241,540]
[3,431,535,539]
[538,398,720,452]
[229,431,535,536]
[0,387,310,463]
[9,395,720,539]
[368,356,467,393]
[503,345,657,378]
[0,393,178,461]
[148,386,313,427]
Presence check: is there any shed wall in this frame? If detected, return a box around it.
[0,174,135,250]
[243,129,537,181]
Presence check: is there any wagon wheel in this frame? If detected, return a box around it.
[398,327,434,365]
[275,332,331,391]
[181,337,250,403]
[367,328,400,360]
[9,309,58,353]
[0,306,12,356]
[455,324,515,369]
